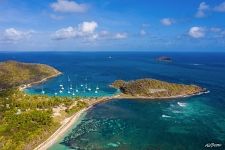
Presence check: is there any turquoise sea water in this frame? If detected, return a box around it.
[0,52,225,150]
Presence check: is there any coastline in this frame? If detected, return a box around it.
[20,72,207,150]
[34,106,90,150]
[34,96,114,150]
[33,90,208,150]
[115,90,209,100]
[19,71,62,91]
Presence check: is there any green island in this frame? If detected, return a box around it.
[0,61,205,150]
[111,79,205,99]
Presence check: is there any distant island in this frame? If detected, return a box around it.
[111,79,205,99]
[156,56,172,62]
[0,61,206,150]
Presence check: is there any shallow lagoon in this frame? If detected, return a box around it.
[50,96,225,150]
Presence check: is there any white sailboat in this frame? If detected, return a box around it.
[70,84,73,90]
[72,90,75,96]
[88,88,91,91]
[68,76,71,82]
[95,90,98,94]
[75,85,79,92]
[59,90,63,93]
[54,92,58,96]
[67,87,71,94]
[41,88,45,94]
[96,85,99,90]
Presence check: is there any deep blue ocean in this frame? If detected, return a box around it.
[0,52,225,150]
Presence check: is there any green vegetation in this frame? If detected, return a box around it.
[0,61,88,150]
[0,89,87,150]
[0,61,61,90]
[65,101,88,116]
[111,78,204,98]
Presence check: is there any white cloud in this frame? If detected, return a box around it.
[1,28,33,42]
[140,29,147,36]
[114,33,127,39]
[194,1,225,17]
[79,21,98,33]
[53,22,128,41]
[88,33,99,41]
[160,18,174,26]
[50,0,88,13]
[53,26,77,40]
[214,1,225,12]
[53,21,98,40]
[188,27,205,38]
[98,31,128,40]
[210,27,222,32]
[99,30,109,36]
[196,2,210,18]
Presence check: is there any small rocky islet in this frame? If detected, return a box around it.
[111,79,205,99]
[156,56,172,62]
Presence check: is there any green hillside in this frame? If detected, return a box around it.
[111,78,204,98]
[0,61,61,90]
[0,89,87,150]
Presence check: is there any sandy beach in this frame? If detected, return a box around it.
[34,106,90,150]
[34,96,115,150]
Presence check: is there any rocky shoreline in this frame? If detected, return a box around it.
[114,90,209,100]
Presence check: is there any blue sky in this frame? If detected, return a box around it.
[0,0,225,51]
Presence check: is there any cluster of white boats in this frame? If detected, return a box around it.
[41,76,100,96]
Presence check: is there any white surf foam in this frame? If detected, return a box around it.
[107,143,119,147]
[192,63,203,66]
[162,114,171,118]
[177,102,187,107]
